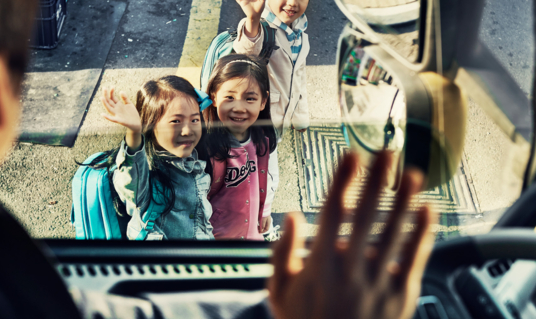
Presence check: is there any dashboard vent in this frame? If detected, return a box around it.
[59,263,258,279]
[58,263,272,292]
[487,259,515,277]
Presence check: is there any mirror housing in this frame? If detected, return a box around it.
[338,27,468,189]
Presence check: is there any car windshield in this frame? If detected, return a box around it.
[0,0,532,243]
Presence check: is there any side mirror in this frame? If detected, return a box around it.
[337,24,467,190]
[335,0,534,230]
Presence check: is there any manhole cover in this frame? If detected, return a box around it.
[296,125,479,215]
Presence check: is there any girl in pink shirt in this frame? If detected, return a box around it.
[203,54,278,240]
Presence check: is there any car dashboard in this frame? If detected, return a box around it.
[44,240,274,297]
[44,240,536,319]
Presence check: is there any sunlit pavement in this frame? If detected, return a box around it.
[0,0,532,241]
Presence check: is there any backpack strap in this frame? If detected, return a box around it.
[208,158,227,200]
[132,179,170,240]
[259,19,278,62]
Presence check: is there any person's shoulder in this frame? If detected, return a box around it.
[0,201,12,220]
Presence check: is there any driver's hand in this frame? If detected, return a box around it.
[268,151,435,319]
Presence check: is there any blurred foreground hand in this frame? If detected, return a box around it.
[269,151,435,319]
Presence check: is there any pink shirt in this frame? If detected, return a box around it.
[208,138,269,240]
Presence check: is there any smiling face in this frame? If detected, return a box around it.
[153,95,202,158]
[214,77,267,142]
[268,0,309,26]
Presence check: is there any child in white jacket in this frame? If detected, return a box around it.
[234,0,310,139]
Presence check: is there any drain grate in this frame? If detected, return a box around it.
[296,125,478,214]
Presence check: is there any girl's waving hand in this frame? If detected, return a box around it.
[101,87,142,134]
[236,0,265,19]
[101,87,143,151]
[237,0,265,38]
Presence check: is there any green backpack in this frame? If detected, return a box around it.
[200,19,278,92]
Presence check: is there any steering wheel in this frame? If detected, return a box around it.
[419,228,536,319]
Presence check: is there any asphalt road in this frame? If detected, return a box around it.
[0,0,533,239]
[480,0,534,97]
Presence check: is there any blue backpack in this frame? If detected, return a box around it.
[200,19,278,92]
[70,152,122,240]
[71,152,166,240]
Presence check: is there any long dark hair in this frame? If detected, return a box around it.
[79,76,210,222]
[203,54,277,161]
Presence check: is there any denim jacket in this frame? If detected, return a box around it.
[113,139,214,240]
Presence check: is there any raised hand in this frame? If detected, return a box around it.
[101,87,143,151]
[101,87,141,134]
[236,0,265,38]
[269,151,435,319]
[236,0,265,19]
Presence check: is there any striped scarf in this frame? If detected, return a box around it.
[262,5,308,64]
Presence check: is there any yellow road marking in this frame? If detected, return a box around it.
[176,0,222,88]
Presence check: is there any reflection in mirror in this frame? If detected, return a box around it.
[339,41,406,191]
[339,0,421,62]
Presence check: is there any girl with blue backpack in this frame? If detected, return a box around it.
[94,75,215,240]
[203,54,279,240]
